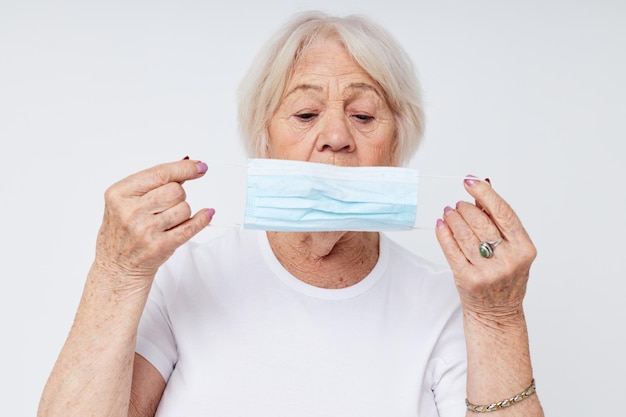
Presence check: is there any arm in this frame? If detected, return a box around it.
[129,354,167,417]
[37,159,213,417]
[436,177,544,416]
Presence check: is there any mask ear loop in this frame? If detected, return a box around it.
[409,175,490,230]
[417,174,489,182]
[209,223,244,229]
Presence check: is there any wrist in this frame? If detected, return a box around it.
[73,261,154,335]
[463,304,527,333]
[466,378,537,413]
[90,257,156,293]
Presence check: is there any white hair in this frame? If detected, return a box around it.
[237,10,424,166]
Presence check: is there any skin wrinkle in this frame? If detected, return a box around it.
[267,230,379,288]
[265,35,395,288]
[268,37,396,167]
[37,16,543,417]
[276,87,392,138]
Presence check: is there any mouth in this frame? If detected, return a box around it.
[309,155,358,167]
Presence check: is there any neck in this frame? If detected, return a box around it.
[266,231,380,289]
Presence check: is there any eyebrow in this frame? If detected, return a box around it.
[284,84,323,98]
[345,82,380,95]
[284,82,382,98]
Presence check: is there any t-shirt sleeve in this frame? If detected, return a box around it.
[430,304,468,417]
[136,266,179,382]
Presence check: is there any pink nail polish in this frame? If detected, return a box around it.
[444,205,454,214]
[436,218,445,228]
[196,162,208,174]
[465,175,479,186]
[206,208,216,218]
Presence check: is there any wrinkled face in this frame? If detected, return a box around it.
[267,36,396,167]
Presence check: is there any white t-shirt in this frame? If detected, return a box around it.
[137,229,467,417]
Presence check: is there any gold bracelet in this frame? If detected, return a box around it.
[466,379,536,413]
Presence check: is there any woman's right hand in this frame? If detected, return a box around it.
[93,158,214,288]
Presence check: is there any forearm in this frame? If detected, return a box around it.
[38,262,153,417]
[463,307,543,417]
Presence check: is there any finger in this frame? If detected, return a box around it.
[166,208,215,248]
[473,177,490,211]
[455,200,501,243]
[179,156,190,185]
[435,216,472,273]
[142,181,186,214]
[152,200,192,232]
[463,177,530,244]
[117,159,209,197]
[454,201,508,264]
[442,205,485,265]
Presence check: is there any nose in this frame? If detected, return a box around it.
[315,111,356,154]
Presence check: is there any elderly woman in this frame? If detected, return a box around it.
[38,11,543,417]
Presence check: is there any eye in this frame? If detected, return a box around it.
[353,114,374,122]
[295,112,318,121]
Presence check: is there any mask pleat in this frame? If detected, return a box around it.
[244,159,418,232]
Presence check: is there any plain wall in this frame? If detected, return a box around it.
[2,0,625,415]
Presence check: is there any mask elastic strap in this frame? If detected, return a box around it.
[203,162,488,231]
[209,224,438,231]
[208,161,486,182]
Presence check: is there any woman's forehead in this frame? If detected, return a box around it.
[285,38,381,97]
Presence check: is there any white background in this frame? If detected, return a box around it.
[2,0,625,415]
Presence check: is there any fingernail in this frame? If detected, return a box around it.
[196,162,208,174]
[436,218,445,228]
[455,201,462,209]
[206,208,216,218]
[465,174,479,186]
[182,155,190,160]
[484,177,491,185]
[444,205,454,214]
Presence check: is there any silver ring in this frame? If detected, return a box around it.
[478,238,503,259]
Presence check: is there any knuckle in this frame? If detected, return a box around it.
[150,166,173,186]
[473,214,494,234]
[453,227,474,242]
[104,183,122,204]
[168,182,186,201]
[493,202,516,227]
[177,218,199,242]
[154,182,186,208]
[521,242,537,263]
[178,202,192,219]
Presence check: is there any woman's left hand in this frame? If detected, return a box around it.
[435,176,537,323]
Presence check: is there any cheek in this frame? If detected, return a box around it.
[267,117,289,157]
[267,118,309,160]
[366,123,396,165]
[370,143,395,166]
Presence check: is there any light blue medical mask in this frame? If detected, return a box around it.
[243,159,418,232]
